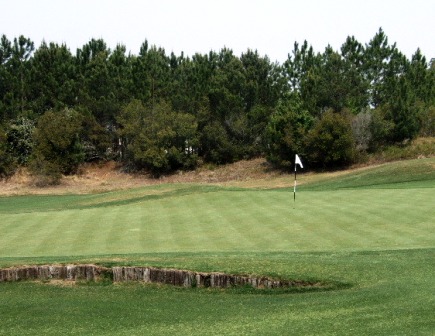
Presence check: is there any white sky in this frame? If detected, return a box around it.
[2,0,434,63]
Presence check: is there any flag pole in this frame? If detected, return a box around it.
[294,154,303,205]
[294,164,297,203]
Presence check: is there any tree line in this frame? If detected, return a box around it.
[0,28,434,182]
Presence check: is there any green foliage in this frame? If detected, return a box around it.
[207,50,247,155]
[382,76,421,143]
[406,49,434,106]
[118,100,199,174]
[29,42,77,114]
[76,40,117,123]
[29,109,84,184]
[0,125,16,178]
[305,109,356,168]
[363,28,401,108]
[203,48,274,162]
[240,49,281,110]
[1,31,433,174]
[80,110,112,161]
[200,120,236,164]
[264,96,313,168]
[284,40,318,93]
[6,116,35,165]
[131,42,171,105]
[368,106,395,149]
[169,53,212,115]
[419,105,435,137]
[302,47,369,116]
[0,35,35,120]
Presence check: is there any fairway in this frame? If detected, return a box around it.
[1,158,434,335]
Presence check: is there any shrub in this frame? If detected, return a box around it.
[351,109,372,152]
[0,125,16,178]
[305,109,356,168]
[369,107,395,150]
[117,100,199,175]
[200,121,236,165]
[6,117,35,165]
[419,105,435,137]
[29,108,84,184]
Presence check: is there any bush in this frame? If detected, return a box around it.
[0,125,16,178]
[80,111,113,161]
[200,121,237,164]
[29,152,62,186]
[29,108,84,184]
[369,107,395,150]
[6,117,35,165]
[305,109,356,168]
[419,105,435,137]
[351,109,372,152]
[117,100,199,175]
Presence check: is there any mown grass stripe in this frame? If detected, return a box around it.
[0,187,433,257]
[183,196,224,251]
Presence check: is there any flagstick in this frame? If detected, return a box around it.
[294,165,297,204]
[294,154,303,207]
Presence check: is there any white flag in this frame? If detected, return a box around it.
[295,154,303,169]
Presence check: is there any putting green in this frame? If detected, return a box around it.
[0,183,433,257]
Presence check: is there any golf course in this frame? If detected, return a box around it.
[1,158,434,335]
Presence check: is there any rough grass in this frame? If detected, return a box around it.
[1,250,434,335]
[0,158,434,335]
[369,137,435,162]
[0,157,284,196]
[301,157,435,190]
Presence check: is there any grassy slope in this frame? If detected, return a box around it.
[0,158,434,335]
[302,157,435,190]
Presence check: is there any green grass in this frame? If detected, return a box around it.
[0,158,434,335]
[0,250,434,335]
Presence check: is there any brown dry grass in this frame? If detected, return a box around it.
[0,158,293,196]
[39,279,77,287]
[0,155,421,197]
